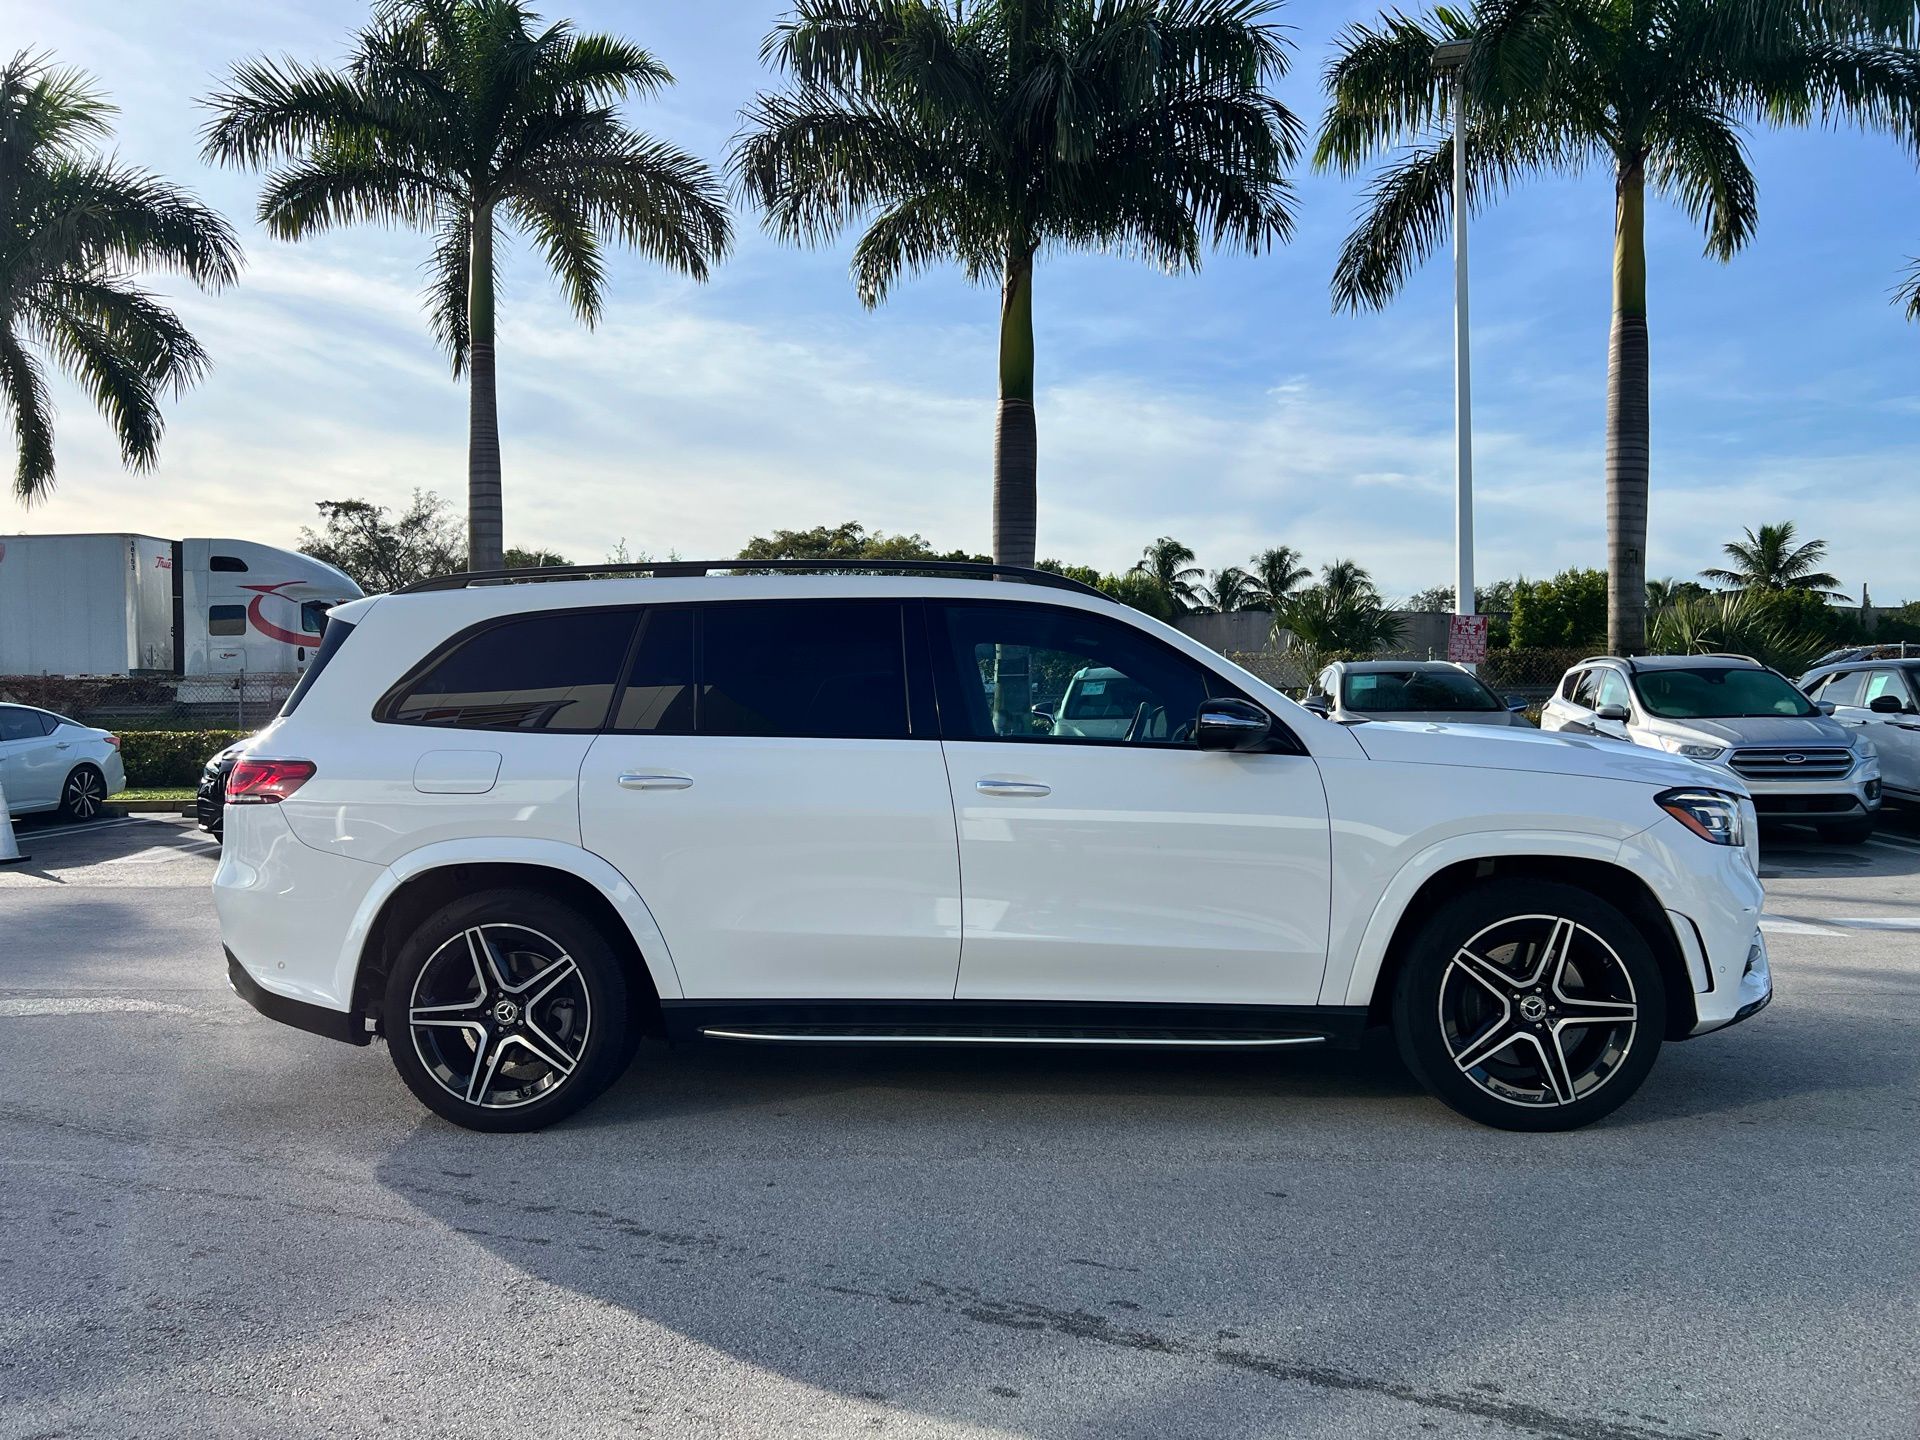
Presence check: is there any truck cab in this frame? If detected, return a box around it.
[179,538,361,674]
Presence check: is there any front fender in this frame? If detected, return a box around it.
[335,837,686,1005]
[1326,827,1631,1009]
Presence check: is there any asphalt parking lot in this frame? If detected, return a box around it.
[2,810,1916,1440]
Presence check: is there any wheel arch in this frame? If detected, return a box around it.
[1349,851,1699,1042]
[342,842,683,1036]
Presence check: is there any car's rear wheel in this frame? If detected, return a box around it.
[1816,816,1875,845]
[1392,879,1666,1132]
[60,765,107,822]
[383,889,633,1132]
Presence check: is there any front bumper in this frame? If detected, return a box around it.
[1693,931,1772,1035]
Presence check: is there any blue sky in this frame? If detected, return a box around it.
[8,0,1920,601]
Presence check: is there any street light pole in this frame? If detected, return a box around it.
[1432,39,1476,668]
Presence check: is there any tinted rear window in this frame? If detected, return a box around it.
[700,601,909,739]
[382,609,636,732]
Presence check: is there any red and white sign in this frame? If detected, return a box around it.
[1447,613,1489,665]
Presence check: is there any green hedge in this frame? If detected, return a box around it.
[116,730,249,788]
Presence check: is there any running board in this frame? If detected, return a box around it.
[697,1024,1329,1049]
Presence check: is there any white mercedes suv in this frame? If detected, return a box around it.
[214,562,1771,1133]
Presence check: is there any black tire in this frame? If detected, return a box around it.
[383,889,634,1132]
[1816,816,1875,845]
[1392,878,1667,1132]
[60,764,108,822]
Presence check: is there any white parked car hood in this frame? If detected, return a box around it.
[1347,719,1744,793]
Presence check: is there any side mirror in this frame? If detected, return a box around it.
[1869,694,1905,714]
[1595,703,1630,722]
[1301,693,1331,718]
[1504,695,1528,713]
[1196,698,1272,752]
[1816,700,1837,716]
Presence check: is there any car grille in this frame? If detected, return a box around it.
[1728,747,1854,782]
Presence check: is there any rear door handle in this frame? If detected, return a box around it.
[975,779,1050,797]
[618,772,693,791]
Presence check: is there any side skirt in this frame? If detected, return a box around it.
[661,999,1369,1051]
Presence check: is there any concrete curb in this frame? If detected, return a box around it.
[112,800,197,815]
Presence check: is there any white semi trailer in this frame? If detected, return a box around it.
[0,534,362,676]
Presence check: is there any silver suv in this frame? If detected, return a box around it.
[1543,654,1881,843]
[1798,657,1920,806]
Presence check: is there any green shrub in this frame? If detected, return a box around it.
[115,730,249,788]
[1509,569,1608,649]
[1096,571,1175,621]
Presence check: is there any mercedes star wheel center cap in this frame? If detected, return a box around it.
[1519,995,1548,1023]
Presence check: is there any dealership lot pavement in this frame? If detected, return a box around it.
[2,812,1916,1440]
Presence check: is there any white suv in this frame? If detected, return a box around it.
[214,563,1772,1133]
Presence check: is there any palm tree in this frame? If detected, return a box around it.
[1278,559,1407,655]
[1315,0,1917,654]
[1201,566,1256,613]
[1701,521,1847,597]
[733,0,1301,569]
[1,53,239,501]
[1245,545,1311,610]
[1132,536,1205,614]
[202,0,730,570]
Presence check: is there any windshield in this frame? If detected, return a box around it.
[1340,668,1500,713]
[1634,666,1816,719]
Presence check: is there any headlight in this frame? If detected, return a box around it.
[1655,736,1726,762]
[1657,788,1746,846]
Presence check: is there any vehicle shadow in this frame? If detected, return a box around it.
[366,1014,1917,1437]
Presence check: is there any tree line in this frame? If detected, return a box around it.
[6,0,1919,656]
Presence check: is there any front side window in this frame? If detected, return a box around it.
[699,600,910,739]
[209,604,246,637]
[1633,666,1816,720]
[1863,668,1914,709]
[1341,667,1500,713]
[1594,670,1632,712]
[935,602,1214,745]
[383,608,636,731]
[0,707,47,742]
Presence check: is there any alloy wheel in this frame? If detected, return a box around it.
[407,923,592,1110]
[1437,914,1639,1108]
[65,769,104,820]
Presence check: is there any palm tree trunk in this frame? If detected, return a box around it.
[466,204,504,573]
[1605,158,1649,654]
[993,247,1037,571]
[989,246,1038,735]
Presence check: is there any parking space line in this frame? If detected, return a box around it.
[1761,913,1920,937]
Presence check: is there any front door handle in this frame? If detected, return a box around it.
[618,772,693,791]
[975,779,1050,798]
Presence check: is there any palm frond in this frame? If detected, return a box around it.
[1646,102,1757,260]
[504,191,604,321]
[255,148,451,236]
[1898,253,1920,320]
[423,207,474,372]
[34,303,162,468]
[0,329,56,501]
[35,159,242,287]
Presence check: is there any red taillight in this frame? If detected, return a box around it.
[226,758,316,804]
[103,733,120,749]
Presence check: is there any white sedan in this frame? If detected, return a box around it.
[0,703,126,821]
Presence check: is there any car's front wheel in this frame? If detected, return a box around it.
[1392,879,1667,1131]
[383,890,633,1132]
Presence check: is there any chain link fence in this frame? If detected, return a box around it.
[0,673,300,732]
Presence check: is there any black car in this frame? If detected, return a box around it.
[197,740,249,840]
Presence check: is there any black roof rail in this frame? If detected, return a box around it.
[395,557,1107,599]
[1576,654,1631,672]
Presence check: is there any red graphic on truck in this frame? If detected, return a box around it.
[241,581,311,647]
